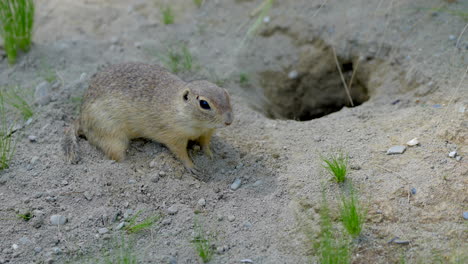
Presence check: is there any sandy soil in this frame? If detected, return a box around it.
[0,0,467,263]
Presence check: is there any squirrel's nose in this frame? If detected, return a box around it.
[224,112,233,126]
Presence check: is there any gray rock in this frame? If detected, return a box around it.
[216,246,225,254]
[159,171,166,177]
[34,82,51,106]
[167,206,178,215]
[449,34,456,40]
[19,237,31,245]
[123,209,134,219]
[83,191,92,201]
[30,156,39,164]
[98,228,109,234]
[28,135,37,142]
[52,247,61,255]
[230,178,242,190]
[410,188,417,195]
[149,160,157,168]
[227,215,236,222]
[31,210,45,228]
[463,212,468,220]
[162,218,172,226]
[197,198,206,207]
[252,180,263,187]
[50,215,67,225]
[386,146,406,155]
[34,247,42,253]
[288,70,298,79]
[116,222,125,230]
[169,256,177,264]
[448,150,457,158]
[456,156,462,161]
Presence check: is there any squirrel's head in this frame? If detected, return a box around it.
[180,80,233,128]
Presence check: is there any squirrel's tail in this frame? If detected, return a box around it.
[62,119,81,164]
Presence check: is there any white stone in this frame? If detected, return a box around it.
[406,138,419,146]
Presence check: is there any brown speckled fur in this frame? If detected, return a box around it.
[63,62,233,174]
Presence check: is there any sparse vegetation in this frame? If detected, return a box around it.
[0,92,16,170]
[38,60,57,83]
[314,190,350,264]
[0,0,35,64]
[339,185,366,238]
[73,236,138,264]
[4,86,33,120]
[150,44,196,73]
[321,152,349,183]
[17,212,32,221]
[191,220,215,263]
[239,73,250,87]
[162,6,174,25]
[194,0,204,8]
[124,211,160,234]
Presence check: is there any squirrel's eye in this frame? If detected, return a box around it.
[199,100,211,110]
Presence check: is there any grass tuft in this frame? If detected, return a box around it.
[239,73,250,87]
[124,211,160,234]
[0,0,35,64]
[314,190,350,264]
[162,6,174,25]
[150,44,195,73]
[193,0,204,8]
[71,235,138,264]
[17,212,32,221]
[4,86,33,120]
[321,152,348,183]
[0,92,16,170]
[191,220,215,263]
[339,184,366,238]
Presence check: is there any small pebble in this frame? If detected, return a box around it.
[288,70,298,79]
[19,237,31,245]
[406,138,419,146]
[456,156,462,161]
[12,244,19,250]
[241,259,253,263]
[263,16,270,23]
[410,188,417,195]
[386,146,406,155]
[449,35,456,40]
[162,218,172,225]
[30,156,39,164]
[28,135,37,142]
[149,160,157,168]
[167,205,178,215]
[116,222,125,230]
[217,246,225,254]
[230,178,242,190]
[98,228,109,234]
[159,171,166,177]
[448,151,457,158]
[34,247,42,253]
[52,247,61,255]
[84,191,92,201]
[228,215,236,222]
[463,212,468,220]
[50,215,67,225]
[197,198,206,207]
[34,81,51,106]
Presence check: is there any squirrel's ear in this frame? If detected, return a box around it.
[182,89,189,101]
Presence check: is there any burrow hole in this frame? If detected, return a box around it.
[256,41,372,121]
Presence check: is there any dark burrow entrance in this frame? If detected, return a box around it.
[254,40,372,121]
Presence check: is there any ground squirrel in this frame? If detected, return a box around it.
[63,62,233,174]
